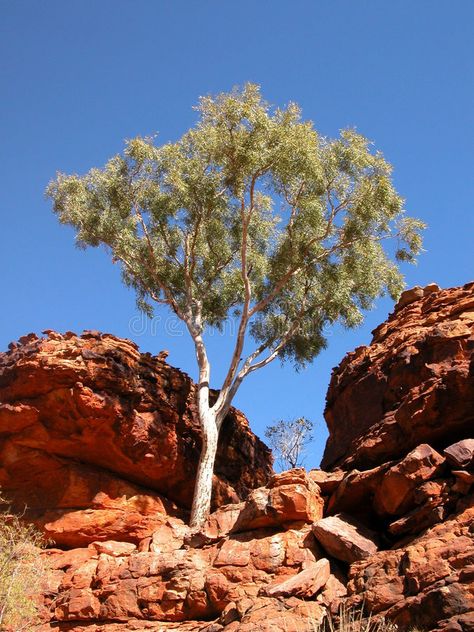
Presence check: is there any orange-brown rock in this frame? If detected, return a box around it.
[37,507,327,630]
[230,469,324,533]
[326,463,390,522]
[322,282,474,471]
[312,514,379,564]
[309,469,344,495]
[346,498,474,631]
[6,284,474,632]
[444,439,474,469]
[373,444,445,516]
[263,558,330,598]
[0,331,272,546]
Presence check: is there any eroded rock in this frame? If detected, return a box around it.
[312,514,379,564]
[322,282,474,471]
[0,331,272,546]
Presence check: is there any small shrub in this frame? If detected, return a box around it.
[309,604,398,632]
[0,495,47,631]
[265,417,314,470]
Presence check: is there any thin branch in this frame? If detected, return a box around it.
[217,293,311,422]
[215,171,259,412]
[287,181,306,236]
[157,221,182,267]
[132,204,187,321]
[113,253,170,306]
[189,211,203,280]
[247,199,354,319]
[244,320,300,375]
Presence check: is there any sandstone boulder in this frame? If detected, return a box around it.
[9,284,474,632]
[38,515,325,629]
[373,444,445,516]
[0,331,272,545]
[229,469,324,534]
[312,514,379,564]
[322,282,474,471]
[263,558,330,598]
[308,469,344,495]
[346,499,474,630]
[444,438,474,469]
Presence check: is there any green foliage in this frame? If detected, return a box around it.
[0,495,47,631]
[265,417,314,470]
[47,84,425,371]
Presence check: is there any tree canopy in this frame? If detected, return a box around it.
[47,84,424,376]
[47,84,425,527]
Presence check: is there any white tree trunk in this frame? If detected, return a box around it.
[189,406,219,529]
[187,318,234,529]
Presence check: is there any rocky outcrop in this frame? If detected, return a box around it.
[346,497,474,632]
[38,470,331,632]
[2,283,474,632]
[0,331,272,546]
[322,282,474,471]
[33,442,474,632]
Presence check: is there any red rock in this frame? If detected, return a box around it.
[11,285,474,632]
[322,283,474,471]
[326,463,389,519]
[396,285,427,309]
[263,558,330,598]
[318,572,348,609]
[373,444,445,516]
[38,489,183,547]
[444,439,474,469]
[55,589,101,620]
[148,517,189,553]
[312,514,379,564]
[268,482,323,522]
[229,471,324,533]
[387,500,445,537]
[413,479,447,504]
[0,331,272,545]
[200,503,244,541]
[346,502,474,629]
[214,539,251,567]
[308,469,344,495]
[222,598,326,632]
[36,511,329,630]
[452,470,474,484]
[89,541,136,557]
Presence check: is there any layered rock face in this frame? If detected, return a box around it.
[40,470,331,632]
[1,283,473,632]
[34,443,474,632]
[0,331,272,546]
[322,282,474,471]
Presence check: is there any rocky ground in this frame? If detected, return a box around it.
[0,282,473,631]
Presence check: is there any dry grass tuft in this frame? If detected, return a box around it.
[0,494,48,631]
[308,604,400,632]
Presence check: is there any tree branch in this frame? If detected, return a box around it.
[132,204,187,321]
[214,171,260,414]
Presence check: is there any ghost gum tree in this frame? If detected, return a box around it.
[47,84,425,528]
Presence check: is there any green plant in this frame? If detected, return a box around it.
[47,83,425,528]
[0,497,47,631]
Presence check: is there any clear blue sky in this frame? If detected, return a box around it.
[1,1,473,468]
